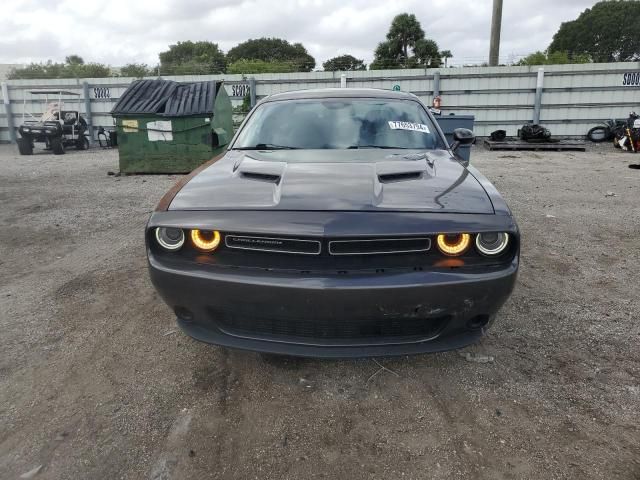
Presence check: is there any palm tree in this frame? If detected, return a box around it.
[370,13,450,70]
[386,14,425,63]
[440,50,453,67]
[415,39,441,67]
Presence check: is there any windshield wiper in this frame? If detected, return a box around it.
[234,143,298,150]
[347,145,410,149]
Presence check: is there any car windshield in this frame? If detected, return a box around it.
[233,98,444,150]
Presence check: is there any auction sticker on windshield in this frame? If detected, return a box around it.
[388,121,430,133]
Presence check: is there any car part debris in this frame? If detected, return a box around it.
[490,129,506,141]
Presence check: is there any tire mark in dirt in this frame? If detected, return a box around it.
[189,346,250,471]
[192,348,235,414]
[149,408,193,480]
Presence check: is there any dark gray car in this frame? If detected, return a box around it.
[146,88,519,357]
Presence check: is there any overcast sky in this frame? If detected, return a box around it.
[1,0,597,68]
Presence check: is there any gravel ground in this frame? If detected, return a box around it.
[0,143,639,480]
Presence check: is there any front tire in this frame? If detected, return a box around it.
[17,137,33,155]
[51,137,65,155]
[76,136,89,150]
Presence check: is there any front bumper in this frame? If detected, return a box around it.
[148,254,518,358]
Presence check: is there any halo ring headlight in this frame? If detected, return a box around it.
[436,233,471,256]
[476,232,510,256]
[155,227,185,251]
[190,229,221,252]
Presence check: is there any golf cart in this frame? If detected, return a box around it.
[17,90,89,155]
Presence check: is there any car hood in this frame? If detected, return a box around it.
[169,149,494,214]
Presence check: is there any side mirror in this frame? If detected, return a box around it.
[451,128,475,152]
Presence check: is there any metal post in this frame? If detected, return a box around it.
[82,82,94,145]
[433,71,440,97]
[489,0,503,66]
[340,74,347,88]
[249,77,256,108]
[533,68,544,124]
[1,82,16,144]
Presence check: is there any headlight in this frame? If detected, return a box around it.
[476,232,509,256]
[155,227,185,251]
[23,127,30,132]
[436,233,471,256]
[190,229,221,252]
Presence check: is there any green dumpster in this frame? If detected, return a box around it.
[111,79,233,173]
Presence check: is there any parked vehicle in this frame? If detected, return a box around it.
[17,90,89,155]
[146,88,519,357]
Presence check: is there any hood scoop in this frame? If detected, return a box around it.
[378,172,422,183]
[234,156,285,184]
[378,171,422,183]
[240,171,281,183]
[376,158,432,184]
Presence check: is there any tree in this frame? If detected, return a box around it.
[120,63,154,78]
[370,41,401,69]
[387,13,424,61]
[549,1,640,62]
[8,61,64,79]
[227,38,315,72]
[414,39,441,67]
[227,59,297,74]
[516,50,590,66]
[8,56,111,79]
[440,50,453,67]
[159,41,226,74]
[370,13,444,69]
[74,63,111,78]
[322,54,366,71]
[62,54,110,78]
[65,55,84,65]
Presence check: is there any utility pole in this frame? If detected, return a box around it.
[489,0,503,66]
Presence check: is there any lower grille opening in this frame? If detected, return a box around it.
[210,308,450,343]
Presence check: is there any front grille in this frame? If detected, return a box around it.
[329,237,432,255]
[212,310,450,343]
[223,234,433,257]
[225,235,321,255]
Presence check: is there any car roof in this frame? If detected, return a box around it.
[263,88,418,102]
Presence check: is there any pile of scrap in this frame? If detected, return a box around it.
[484,125,585,152]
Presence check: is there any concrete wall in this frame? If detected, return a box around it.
[2,62,640,143]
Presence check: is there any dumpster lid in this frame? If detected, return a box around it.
[111,79,219,117]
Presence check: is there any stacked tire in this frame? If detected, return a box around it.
[586,126,610,143]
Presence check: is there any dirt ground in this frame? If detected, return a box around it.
[0,142,639,480]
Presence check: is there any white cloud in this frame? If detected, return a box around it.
[0,0,597,68]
